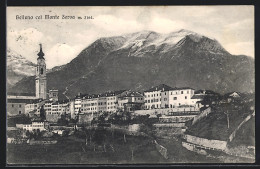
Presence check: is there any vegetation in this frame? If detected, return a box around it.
[7,114,31,127]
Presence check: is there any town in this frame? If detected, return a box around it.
[7,45,255,163]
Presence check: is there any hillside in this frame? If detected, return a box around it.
[9,29,255,98]
[185,102,254,142]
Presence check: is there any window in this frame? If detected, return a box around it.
[40,68,43,75]
[19,111,21,114]
[187,91,189,94]
[164,98,167,101]
[165,92,166,95]
[185,96,187,99]
[181,91,183,94]
[12,104,14,107]
[174,97,177,100]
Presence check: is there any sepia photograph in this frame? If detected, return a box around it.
[6,6,255,164]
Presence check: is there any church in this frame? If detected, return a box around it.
[7,44,55,116]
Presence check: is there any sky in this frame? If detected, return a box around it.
[7,6,254,69]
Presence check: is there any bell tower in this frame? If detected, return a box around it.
[35,44,47,99]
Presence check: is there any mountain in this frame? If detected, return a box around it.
[9,29,255,98]
[7,48,37,90]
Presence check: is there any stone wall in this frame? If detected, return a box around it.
[192,107,211,125]
[154,123,186,128]
[159,115,196,123]
[134,107,200,116]
[182,141,207,155]
[184,134,227,151]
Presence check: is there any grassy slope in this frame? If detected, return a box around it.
[185,103,253,141]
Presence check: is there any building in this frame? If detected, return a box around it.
[81,94,98,115]
[48,89,59,101]
[118,91,145,112]
[74,93,83,114]
[7,99,27,116]
[23,120,49,132]
[24,99,45,114]
[45,100,70,122]
[144,84,197,109]
[7,97,43,116]
[144,84,169,109]
[35,44,47,99]
[167,87,195,108]
[7,44,48,115]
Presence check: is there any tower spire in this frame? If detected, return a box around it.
[37,43,45,60]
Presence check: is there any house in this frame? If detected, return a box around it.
[144,84,196,109]
[118,91,144,111]
[23,120,49,132]
[124,102,144,113]
[167,87,195,108]
[48,89,59,101]
[144,84,173,109]
[190,89,221,108]
[7,97,43,116]
[221,91,242,103]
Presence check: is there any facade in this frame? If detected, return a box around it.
[81,95,98,115]
[144,84,173,109]
[118,91,145,112]
[144,84,197,110]
[7,100,26,116]
[97,96,107,113]
[7,98,42,116]
[48,89,59,101]
[23,120,49,132]
[35,44,47,99]
[74,94,82,114]
[168,88,195,108]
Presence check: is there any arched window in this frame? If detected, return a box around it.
[40,68,43,75]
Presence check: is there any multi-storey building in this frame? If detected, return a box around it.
[144,84,197,109]
[118,91,144,111]
[97,96,107,113]
[23,120,49,132]
[168,87,195,108]
[144,84,173,109]
[81,95,98,114]
[74,93,82,114]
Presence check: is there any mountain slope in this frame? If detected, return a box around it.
[9,30,255,98]
[7,48,37,89]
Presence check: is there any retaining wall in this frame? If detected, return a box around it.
[134,107,200,116]
[192,107,211,125]
[184,134,227,151]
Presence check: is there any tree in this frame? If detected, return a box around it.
[57,115,69,126]
[40,105,46,121]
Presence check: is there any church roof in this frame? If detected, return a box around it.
[37,44,45,60]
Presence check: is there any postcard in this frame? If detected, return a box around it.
[6,6,255,164]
